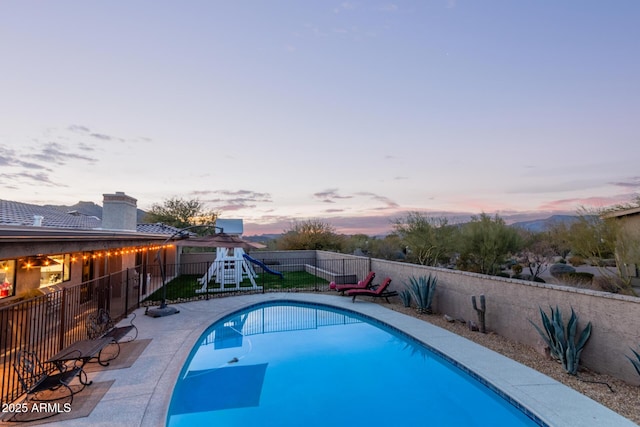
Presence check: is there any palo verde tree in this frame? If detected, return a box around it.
[393,212,457,266]
[568,204,640,295]
[276,219,345,251]
[457,213,521,275]
[143,197,219,230]
[545,222,573,260]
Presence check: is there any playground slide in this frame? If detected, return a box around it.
[243,254,284,279]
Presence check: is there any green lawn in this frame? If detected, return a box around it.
[143,271,329,302]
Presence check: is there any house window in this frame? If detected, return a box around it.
[0,260,16,299]
[39,254,71,287]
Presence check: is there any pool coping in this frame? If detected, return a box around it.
[65,293,637,427]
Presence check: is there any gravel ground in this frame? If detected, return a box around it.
[378,300,640,425]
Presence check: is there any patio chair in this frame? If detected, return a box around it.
[347,278,397,303]
[334,272,376,295]
[86,308,138,365]
[12,349,82,420]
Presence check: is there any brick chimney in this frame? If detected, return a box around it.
[102,192,138,231]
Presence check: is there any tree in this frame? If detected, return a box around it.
[368,234,405,260]
[457,213,521,275]
[276,219,345,251]
[567,207,616,261]
[568,205,639,295]
[393,212,457,266]
[343,234,371,255]
[143,197,218,230]
[516,230,557,281]
[546,222,572,260]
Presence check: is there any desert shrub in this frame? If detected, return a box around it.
[520,274,546,283]
[557,272,594,287]
[590,259,617,267]
[593,275,626,293]
[549,263,576,278]
[512,264,523,276]
[568,256,585,266]
[567,272,593,282]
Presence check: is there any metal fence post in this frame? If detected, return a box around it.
[58,288,67,351]
[205,261,210,300]
[314,260,318,291]
[125,268,130,316]
[138,263,144,309]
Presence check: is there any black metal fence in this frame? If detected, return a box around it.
[141,257,371,304]
[0,267,141,406]
[0,256,369,405]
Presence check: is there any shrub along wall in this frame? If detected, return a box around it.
[316,251,640,385]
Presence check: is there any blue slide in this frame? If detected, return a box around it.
[243,254,284,279]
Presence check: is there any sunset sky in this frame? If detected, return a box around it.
[1,1,638,235]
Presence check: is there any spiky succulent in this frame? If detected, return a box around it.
[530,306,592,375]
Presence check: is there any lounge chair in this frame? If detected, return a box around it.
[11,349,83,421]
[347,278,397,303]
[86,308,138,365]
[334,272,376,295]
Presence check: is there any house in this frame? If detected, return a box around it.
[0,192,180,303]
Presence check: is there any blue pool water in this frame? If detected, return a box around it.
[167,302,543,426]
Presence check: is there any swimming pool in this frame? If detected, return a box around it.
[167,301,544,426]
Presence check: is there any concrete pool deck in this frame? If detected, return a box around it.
[44,293,636,427]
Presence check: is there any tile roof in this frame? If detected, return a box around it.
[0,199,101,229]
[136,223,186,235]
[0,200,179,235]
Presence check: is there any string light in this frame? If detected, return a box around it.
[16,243,173,269]
[64,244,177,262]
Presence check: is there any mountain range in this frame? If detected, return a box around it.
[44,201,579,235]
[510,215,579,232]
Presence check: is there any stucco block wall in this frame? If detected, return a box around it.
[317,251,640,385]
[315,251,371,282]
[180,252,215,265]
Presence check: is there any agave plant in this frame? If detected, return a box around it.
[399,289,412,308]
[405,275,437,314]
[530,306,592,375]
[627,346,640,377]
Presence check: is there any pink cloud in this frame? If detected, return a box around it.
[539,194,637,211]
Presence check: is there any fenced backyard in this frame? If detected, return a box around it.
[5,248,637,407]
[0,256,369,405]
